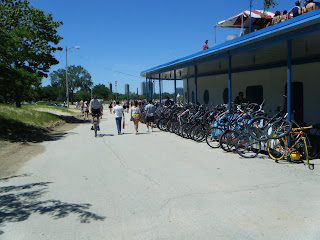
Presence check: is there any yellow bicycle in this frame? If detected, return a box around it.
[267,125,319,170]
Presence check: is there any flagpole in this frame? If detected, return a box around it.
[249,0,253,33]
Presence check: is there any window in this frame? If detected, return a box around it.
[191,91,194,103]
[246,85,263,104]
[223,88,228,104]
[204,90,209,104]
[285,82,303,124]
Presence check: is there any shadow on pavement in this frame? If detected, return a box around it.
[0,174,105,236]
[0,115,84,143]
[98,134,114,137]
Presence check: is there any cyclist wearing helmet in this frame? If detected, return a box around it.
[90,96,103,130]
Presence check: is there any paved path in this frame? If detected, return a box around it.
[1,111,320,240]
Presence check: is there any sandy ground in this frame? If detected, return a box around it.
[33,107,79,116]
[0,107,83,178]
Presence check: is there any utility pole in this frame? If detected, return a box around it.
[115,81,118,100]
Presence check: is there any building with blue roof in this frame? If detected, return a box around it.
[141,9,320,125]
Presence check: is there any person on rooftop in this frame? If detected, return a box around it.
[266,11,281,27]
[287,1,302,19]
[302,0,308,14]
[306,0,316,12]
[202,40,209,50]
[281,10,288,21]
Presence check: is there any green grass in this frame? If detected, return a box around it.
[23,104,73,113]
[36,101,64,106]
[0,104,60,127]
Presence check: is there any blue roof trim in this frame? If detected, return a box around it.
[141,10,320,76]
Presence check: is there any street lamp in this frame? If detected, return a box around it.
[65,46,80,108]
[249,0,253,33]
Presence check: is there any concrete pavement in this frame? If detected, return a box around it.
[1,111,320,240]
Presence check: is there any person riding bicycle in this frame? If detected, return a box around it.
[90,96,103,131]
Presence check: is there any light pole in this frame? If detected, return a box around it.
[249,0,253,33]
[66,46,80,108]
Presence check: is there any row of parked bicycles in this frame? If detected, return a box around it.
[140,101,320,170]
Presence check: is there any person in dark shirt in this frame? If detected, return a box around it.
[164,97,173,107]
[234,92,247,105]
[287,0,301,19]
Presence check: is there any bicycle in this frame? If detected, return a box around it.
[91,113,101,137]
[267,124,320,170]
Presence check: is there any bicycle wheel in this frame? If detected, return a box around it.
[194,126,207,142]
[248,117,270,141]
[265,120,292,139]
[190,125,202,142]
[235,133,261,158]
[219,130,239,152]
[182,124,192,139]
[94,122,97,137]
[205,127,223,148]
[166,121,173,133]
[267,137,287,161]
[159,119,167,131]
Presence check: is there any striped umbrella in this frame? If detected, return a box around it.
[217,10,275,29]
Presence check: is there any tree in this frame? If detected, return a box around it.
[92,84,111,100]
[263,0,278,11]
[162,92,174,99]
[0,0,63,107]
[74,89,91,102]
[41,85,59,101]
[50,65,93,104]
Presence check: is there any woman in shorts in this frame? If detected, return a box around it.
[83,101,89,120]
[131,101,141,135]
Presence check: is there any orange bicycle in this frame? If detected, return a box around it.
[267,124,320,170]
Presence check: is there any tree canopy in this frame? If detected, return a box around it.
[0,0,63,106]
[263,0,278,10]
[50,65,93,103]
[92,84,111,100]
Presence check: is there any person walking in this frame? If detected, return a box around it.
[80,99,84,115]
[125,100,130,113]
[202,40,209,50]
[131,100,141,135]
[145,100,156,132]
[83,101,89,120]
[108,101,113,114]
[113,100,124,135]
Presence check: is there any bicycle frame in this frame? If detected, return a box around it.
[268,128,313,169]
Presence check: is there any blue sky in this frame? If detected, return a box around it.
[29,0,294,94]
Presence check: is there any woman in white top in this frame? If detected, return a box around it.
[83,101,89,120]
[131,101,141,135]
